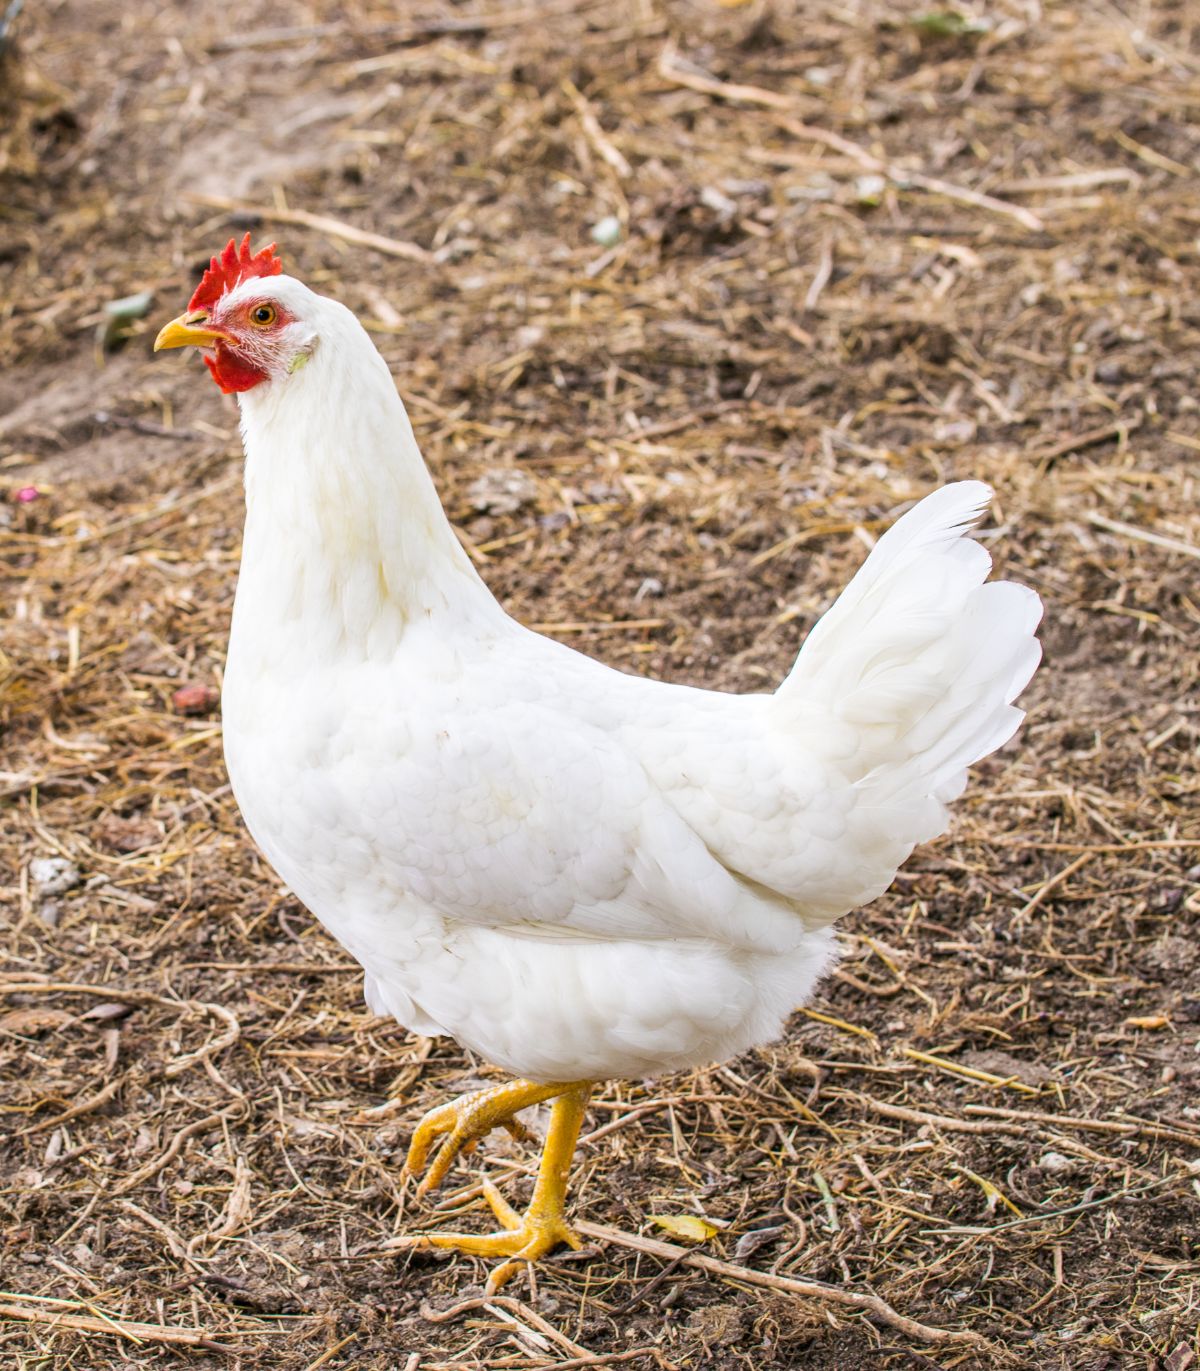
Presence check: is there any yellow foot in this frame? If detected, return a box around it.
[404,1078,576,1196]
[400,1081,596,1291]
[401,1178,584,1293]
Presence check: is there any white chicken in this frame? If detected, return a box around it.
[156,236,1042,1290]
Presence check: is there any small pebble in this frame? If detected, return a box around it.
[700,185,738,221]
[853,174,887,206]
[29,856,81,898]
[172,684,220,715]
[590,214,622,247]
[1038,1151,1072,1174]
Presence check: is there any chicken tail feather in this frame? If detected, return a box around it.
[778,481,1042,874]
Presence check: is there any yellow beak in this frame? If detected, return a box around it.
[153,310,231,351]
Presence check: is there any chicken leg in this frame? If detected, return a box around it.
[402,1080,594,1292]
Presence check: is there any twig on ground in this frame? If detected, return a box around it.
[1031,417,1142,467]
[18,1075,125,1136]
[0,1299,239,1352]
[926,1174,1187,1236]
[562,79,631,179]
[962,1104,1200,1148]
[573,1221,989,1348]
[184,194,433,262]
[113,1107,247,1196]
[1013,853,1094,924]
[657,42,803,112]
[1086,512,1200,560]
[855,1096,1025,1136]
[421,1296,591,1359]
[901,1049,1041,1095]
[773,117,1045,231]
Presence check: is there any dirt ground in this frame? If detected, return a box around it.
[2,0,1199,1367]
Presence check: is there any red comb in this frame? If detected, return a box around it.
[188,233,283,311]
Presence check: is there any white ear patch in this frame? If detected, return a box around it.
[287,333,319,373]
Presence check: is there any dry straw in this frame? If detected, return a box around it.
[1,0,1198,1366]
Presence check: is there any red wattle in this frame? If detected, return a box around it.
[205,344,269,395]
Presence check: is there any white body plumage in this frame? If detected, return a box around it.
[219,276,1042,1083]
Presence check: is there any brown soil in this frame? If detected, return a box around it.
[2,2,1198,1368]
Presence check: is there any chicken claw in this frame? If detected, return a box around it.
[401,1083,594,1291]
[404,1078,581,1195]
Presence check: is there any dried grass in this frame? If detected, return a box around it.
[2,0,1199,1367]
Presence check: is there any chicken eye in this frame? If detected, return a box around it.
[250,304,277,327]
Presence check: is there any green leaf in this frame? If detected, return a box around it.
[99,290,155,355]
[104,290,154,322]
[911,11,991,38]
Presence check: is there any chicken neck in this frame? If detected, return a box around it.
[231,326,501,666]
